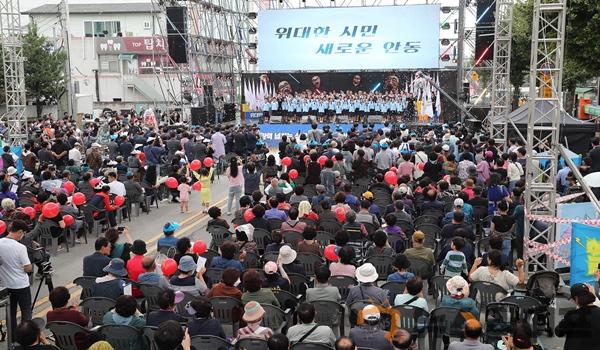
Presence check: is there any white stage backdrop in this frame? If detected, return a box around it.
[258,5,440,71]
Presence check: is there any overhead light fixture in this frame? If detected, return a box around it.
[249,27,257,34]
[247,12,257,19]
[248,43,257,49]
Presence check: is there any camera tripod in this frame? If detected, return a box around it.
[32,262,54,309]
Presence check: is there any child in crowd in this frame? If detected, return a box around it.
[441,237,468,277]
[196,166,214,213]
[177,177,191,213]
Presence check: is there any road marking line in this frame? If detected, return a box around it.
[28,197,229,317]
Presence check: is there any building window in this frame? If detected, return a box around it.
[99,55,119,73]
[84,21,121,37]
[144,21,151,30]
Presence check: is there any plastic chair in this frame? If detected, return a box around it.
[310,300,345,336]
[393,304,430,349]
[470,281,508,310]
[406,257,434,280]
[38,221,69,255]
[319,219,342,235]
[268,218,284,231]
[288,273,310,296]
[138,283,165,312]
[73,276,96,300]
[80,297,116,327]
[299,217,317,228]
[366,255,395,280]
[414,215,441,227]
[99,324,142,350]
[208,225,231,250]
[190,335,231,350]
[381,281,406,302]
[431,275,451,306]
[261,303,291,334]
[158,245,176,258]
[500,295,542,323]
[328,275,357,300]
[315,231,334,251]
[282,230,304,249]
[476,236,490,257]
[236,338,269,350]
[253,228,272,252]
[204,267,225,285]
[428,307,469,350]
[142,326,159,350]
[262,251,279,263]
[175,291,197,320]
[47,321,95,350]
[242,251,260,269]
[274,289,302,311]
[416,223,441,239]
[483,302,520,346]
[210,296,242,334]
[296,252,324,276]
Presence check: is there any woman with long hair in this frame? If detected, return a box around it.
[226,157,244,215]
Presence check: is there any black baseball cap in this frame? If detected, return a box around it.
[570,283,592,300]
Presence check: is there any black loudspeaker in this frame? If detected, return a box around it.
[475,0,494,62]
[166,7,188,64]
[224,103,236,122]
[190,107,204,125]
[203,85,214,106]
[190,106,215,125]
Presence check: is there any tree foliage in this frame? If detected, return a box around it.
[511,0,600,101]
[22,23,67,117]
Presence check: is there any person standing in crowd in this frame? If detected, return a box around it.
[0,220,33,337]
[555,283,600,349]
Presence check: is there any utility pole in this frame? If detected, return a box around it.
[59,0,73,118]
[456,0,466,122]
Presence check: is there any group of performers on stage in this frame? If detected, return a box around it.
[261,90,428,123]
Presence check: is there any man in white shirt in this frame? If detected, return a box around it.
[68,142,83,166]
[0,220,33,335]
[106,171,126,197]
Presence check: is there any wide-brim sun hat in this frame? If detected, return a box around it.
[356,263,378,283]
[446,275,470,297]
[242,301,265,323]
[103,258,128,277]
[278,245,297,265]
[178,255,197,273]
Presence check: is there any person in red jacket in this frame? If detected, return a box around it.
[88,183,120,228]
[126,240,147,297]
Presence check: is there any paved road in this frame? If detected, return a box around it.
[0,167,570,349]
[0,173,231,345]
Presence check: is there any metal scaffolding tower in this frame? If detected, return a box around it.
[524,0,567,272]
[488,0,514,147]
[0,0,27,145]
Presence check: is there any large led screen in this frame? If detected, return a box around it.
[258,5,440,71]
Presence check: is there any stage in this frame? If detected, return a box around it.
[254,121,445,147]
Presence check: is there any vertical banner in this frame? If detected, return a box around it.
[571,223,600,286]
[556,202,600,269]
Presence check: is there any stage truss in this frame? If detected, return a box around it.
[488,0,514,147]
[0,0,27,145]
[524,0,567,272]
